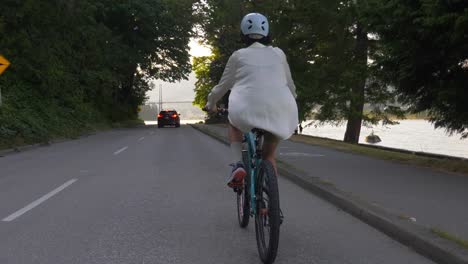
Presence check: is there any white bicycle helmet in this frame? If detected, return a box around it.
[240,13,269,38]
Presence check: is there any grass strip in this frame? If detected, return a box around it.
[290,135,468,175]
[431,228,468,249]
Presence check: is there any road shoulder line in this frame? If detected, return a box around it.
[2,179,78,222]
[113,146,128,155]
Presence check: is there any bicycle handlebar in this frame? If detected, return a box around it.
[202,107,228,116]
[217,108,228,115]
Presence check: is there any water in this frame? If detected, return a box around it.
[302,120,468,159]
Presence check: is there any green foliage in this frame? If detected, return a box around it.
[194,0,468,141]
[193,0,247,110]
[192,56,215,108]
[0,0,195,147]
[364,0,468,138]
[193,0,401,142]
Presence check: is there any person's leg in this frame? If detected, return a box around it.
[262,133,283,223]
[262,133,279,175]
[227,123,246,187]
[228,123,243,163]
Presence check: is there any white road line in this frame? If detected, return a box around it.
[2,179,78,222]
[138,137,145,141]
[113,146,128,155]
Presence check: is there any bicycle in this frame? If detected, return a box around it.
[215,109,282,264]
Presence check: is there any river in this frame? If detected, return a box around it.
[302,120,468,159]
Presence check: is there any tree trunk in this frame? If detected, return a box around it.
[343,22,368,143]
[117,64,137,119]
[120,72,135,102]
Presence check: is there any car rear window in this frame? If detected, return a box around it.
[160,111,177,115]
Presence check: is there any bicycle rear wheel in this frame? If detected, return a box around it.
[236,150,250,228]
[255,160,280,264]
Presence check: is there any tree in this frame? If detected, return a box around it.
[193,0,403,142]
[0,0,195,146]
[364,0,468,138]
[271,0,400,143]
[98,0,195,119]
[192,0,246,116]
[192,55,215,108]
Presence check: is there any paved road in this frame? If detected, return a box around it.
[280,139,468,239]
[0,126,434,264]
[206,124,468,240]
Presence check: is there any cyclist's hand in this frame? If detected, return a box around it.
[203,104,218,113]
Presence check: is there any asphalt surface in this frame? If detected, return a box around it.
[206,124,468,240]
[281,139,468,239]
[0,125,434,264]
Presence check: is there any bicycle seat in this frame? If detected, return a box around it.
[251,128,266,135]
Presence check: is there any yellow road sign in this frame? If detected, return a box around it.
[0,55,11,75]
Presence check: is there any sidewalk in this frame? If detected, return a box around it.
[192,124,468,264]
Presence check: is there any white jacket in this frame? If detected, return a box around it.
[206,42,298,140]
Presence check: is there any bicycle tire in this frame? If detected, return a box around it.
[237,150,250,228]
[255,160,280,264]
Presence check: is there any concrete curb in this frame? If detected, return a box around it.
[0,143,44,157]
[190,124,468,264]
[0,127,103,157]
[0,135,93,157]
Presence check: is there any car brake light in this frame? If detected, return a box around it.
[172,114,177,118]
[157,114,162,118]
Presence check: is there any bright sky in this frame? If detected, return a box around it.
[146,39,212,103]
[188,39,212,57]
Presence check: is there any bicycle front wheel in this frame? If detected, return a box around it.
[255,160,280,264]
[237,150,250,228]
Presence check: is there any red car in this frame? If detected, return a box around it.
[157,110,180,128]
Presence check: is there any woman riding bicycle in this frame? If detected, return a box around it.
[204,13,298,188]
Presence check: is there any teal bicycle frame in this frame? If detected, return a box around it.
[243,131,263,216]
